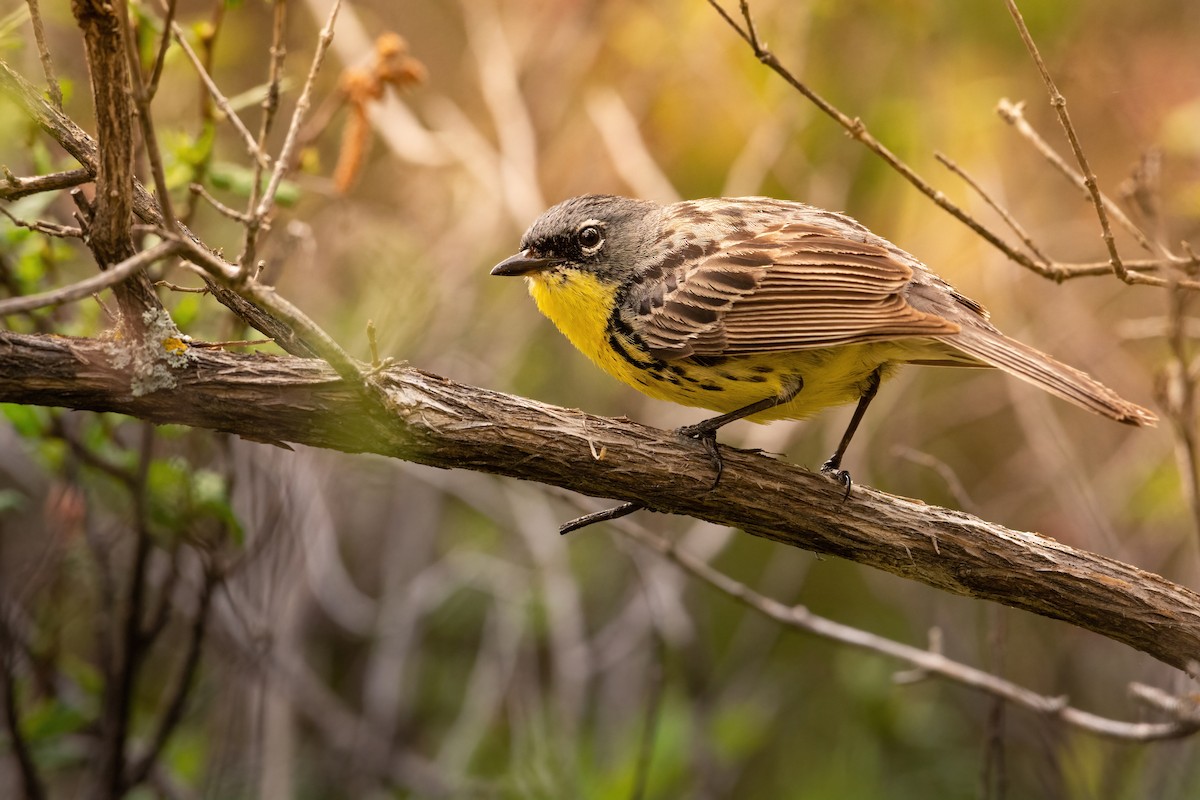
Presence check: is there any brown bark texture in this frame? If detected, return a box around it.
[1,330,1197,671]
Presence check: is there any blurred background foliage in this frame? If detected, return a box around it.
[1,0,1200,797]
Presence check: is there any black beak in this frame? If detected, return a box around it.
[490,250,560,277]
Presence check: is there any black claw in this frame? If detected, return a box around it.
[678,424,724,489]
[820,459,853,502]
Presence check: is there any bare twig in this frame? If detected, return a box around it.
[706,0,1042,275]
[1041,256,1200,279]
[187,337,273,349]
[117,0,178,233]
[240,0,288,273]
[242,0,343,278]
[708,1,1200,288]
[1003,0,1123,281]
[1004,0,1138,284]
[620,520,1200,742]
[153,279,208,294]
[0,240,179,316]
[0,167,91,201]
[123,568,215,790]
[24,0,62,110]
[0,54,317,357]
[892,446,978,515]
[0,205,83,238]
[934,151,1052,268]
[188,182,250,223]
[159,5,267,167]
[178,238,361,381]
[1130,682,1200,724]
[260,0,289,144]
[146,0,177,99]
[995,98,1164,260]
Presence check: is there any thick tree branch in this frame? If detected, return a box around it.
[70,0,168,335]
[0,331,1197,671]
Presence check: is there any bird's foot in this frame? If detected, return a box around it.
[820,457,853,502]
[677,422,724,490]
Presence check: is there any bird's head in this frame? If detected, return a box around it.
[490,195,660,286]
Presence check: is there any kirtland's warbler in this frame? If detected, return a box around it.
[492,195,1156,486]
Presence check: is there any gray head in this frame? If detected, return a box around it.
[491,194,661,282]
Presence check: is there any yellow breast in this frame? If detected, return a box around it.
[525,271,895,421]
[527,271,642,378]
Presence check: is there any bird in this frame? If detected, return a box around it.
[491,194,1156,493]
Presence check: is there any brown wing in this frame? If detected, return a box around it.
[629,221,962,360]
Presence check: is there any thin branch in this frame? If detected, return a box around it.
[154,279,208,294]
[24,0,62,110]
[0,240,179,316]
[705,0,1042,275]
[93,424,156,799]
[187,185,248,225]
[0,168,89,201]
[1161,284,1200,541]
[178,238,360,381]
[242,0,342,277]
[707,2,1200,288]
[1045,256,1200,279]
[934,151,1052,268]
[118,0,178,234]
[995,98,1163,260]
[0,205,83,239]
[259,0,289,145]
[892,446,978,515]
[1004,0,1179,287]
[159,6,267,167]
[146,0,176,100]
[187,337,273,349]
[619,521,1200,742]
[240,0,287,271]
[123,568,215,790]
[1131,682,1200,724]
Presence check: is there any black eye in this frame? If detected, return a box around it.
[578,225,603,251]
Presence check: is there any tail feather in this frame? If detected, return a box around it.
[934,329,1157,427]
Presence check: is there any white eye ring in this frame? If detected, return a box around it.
[577,223,604,254]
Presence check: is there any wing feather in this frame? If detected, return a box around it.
[629,219,960,359]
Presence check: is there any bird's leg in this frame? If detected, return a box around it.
[560,377,803,536]
[678,376,804,489]
[821,367,883,499]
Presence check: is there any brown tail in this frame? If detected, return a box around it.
[935,328,1157,427]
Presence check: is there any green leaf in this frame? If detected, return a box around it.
[1,403,48,437]
[209,162,301,206]
[21,696,90,743]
